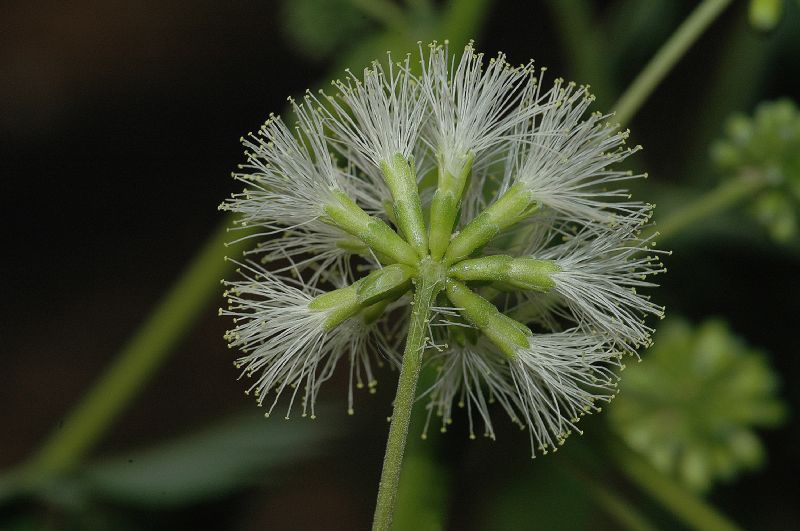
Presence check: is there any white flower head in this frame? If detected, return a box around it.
[508,330,622,456]
[221,102,341,234]
[421,327,623,457]
[222,42,664,463]
[421,341,521,442]
[244,223,375,288]
[541,224,667,352]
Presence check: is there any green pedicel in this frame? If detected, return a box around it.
[310,264,415,329]
[324,190,419,266]
[444,183,538,265]
[449,255,560,292]
[428,151,475,260]
[444,280,530,358]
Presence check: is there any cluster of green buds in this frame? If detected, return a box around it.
[712,99,800,241]
[610,318,786,491]
[220,42,664,456]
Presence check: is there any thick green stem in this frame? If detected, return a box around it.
[373,260,443,531]
[607,435,743,531]
[646,170,767,242]
[613,0,733,127]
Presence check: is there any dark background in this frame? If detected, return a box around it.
[2,1,799,529]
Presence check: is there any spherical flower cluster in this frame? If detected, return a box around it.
[220,42,664,456]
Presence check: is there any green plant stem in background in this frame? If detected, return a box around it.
[607,435,743,531]
[13,221,254,489]
[647,169,767,242]
[685,7,775,179]
[613,0,733,126]
[372,265,443,531]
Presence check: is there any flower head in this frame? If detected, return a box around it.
[222,43,663,456]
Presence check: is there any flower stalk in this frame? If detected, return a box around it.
[380,153,429,257]
[607,435,743,531]
[444,183,539,265]
[644,169,768,242]
[428,151,475,259]
[373,259,444,531]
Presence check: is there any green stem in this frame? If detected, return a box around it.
[373,260,443,531]
[607,435,743,531]
[15,220,252,488]
[612,0,733,127]
[646,169,766,242]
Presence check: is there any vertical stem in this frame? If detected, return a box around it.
[373,263,442,531]
[613,0,733,127]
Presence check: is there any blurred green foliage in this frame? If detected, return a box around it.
[46,412,336,509]
[479,458,593,531]
[610,318,786,492]
[749,0,784,31]
[282,0,373,60]
[712,99,800,241]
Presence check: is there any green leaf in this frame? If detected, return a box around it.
[72,412,337,507]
